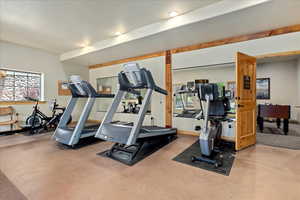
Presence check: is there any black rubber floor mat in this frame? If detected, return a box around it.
[173,140,235,176]
[98,135,177,166]
[56,137,102,150]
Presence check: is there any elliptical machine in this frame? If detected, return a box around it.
[192,82,230,167]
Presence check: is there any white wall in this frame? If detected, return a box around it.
[0,41,88,128]
[298,59,300,102]
[257,60,298,112]
[89,56,165,126]
[297,58,300,122]
[173,65,235,84]
[173,32,300,69]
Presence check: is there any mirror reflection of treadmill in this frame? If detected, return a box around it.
[52,75,114,147]
[95,63,177,165]
[174,82,199,118]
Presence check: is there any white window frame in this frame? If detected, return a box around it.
[0,68,45,102]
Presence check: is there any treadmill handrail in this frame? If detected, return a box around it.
[154,85,167,95]
[118,68,167,95]
[68,80,114,98]
[94,93,115,98]
[144,70,167,95]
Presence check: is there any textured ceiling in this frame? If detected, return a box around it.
[66,0,300,66]
[0,0,221,53]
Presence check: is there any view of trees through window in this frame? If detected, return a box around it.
[0,69,42,101]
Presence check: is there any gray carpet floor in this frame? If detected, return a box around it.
[257,122,300,150]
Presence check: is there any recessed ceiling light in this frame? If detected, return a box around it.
[77,40,90,48]
[115,31,122,36]
[169,11,178,18]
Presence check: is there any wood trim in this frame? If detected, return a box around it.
[88,24,300,71]
[0,106,14,115]
[0,119,17,126]
[58,80,71,96]
[171,24,300,54]
[0,101,46,105]
[177,130,198,136]
[256,50,300,59]
[165,50,172,128]
[0,70,6,78]
[89,51,165,70]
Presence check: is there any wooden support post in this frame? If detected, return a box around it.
[165,50,172,128]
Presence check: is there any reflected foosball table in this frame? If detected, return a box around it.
[257,104,291,135]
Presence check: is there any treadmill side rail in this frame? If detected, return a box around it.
[53,97,77,139]
[95,89,125,138]
[126,88,152,145]
[68,97,95,145]
[53,76,114,147]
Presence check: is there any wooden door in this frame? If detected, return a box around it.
[235,52,257,150]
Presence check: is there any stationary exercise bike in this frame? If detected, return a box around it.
[191,83,230,167]
[25,97,71,133]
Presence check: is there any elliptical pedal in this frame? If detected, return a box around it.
[191,153,223,168]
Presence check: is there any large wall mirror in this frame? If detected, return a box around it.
[172,64,236,118]
[96,76,151,114]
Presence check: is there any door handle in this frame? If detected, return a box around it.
[237,104,244,108]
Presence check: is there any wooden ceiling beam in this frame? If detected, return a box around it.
[171,24,300,54]
[88,24,300,70]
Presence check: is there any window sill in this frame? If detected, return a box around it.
[0,101,47,105]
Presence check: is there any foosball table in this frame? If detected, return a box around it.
[257,104,291,135]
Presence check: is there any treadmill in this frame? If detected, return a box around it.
[53,75,114,147]
[95,63,177,165]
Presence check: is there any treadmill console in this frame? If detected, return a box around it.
[69,75,87,96]
[123,63,143,87]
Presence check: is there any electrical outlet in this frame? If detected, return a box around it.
[194,125,201,131]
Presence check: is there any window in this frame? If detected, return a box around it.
[0,69,42,101]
